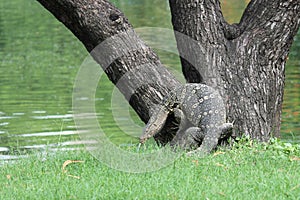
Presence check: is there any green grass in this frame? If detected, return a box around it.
[1,138,300,200]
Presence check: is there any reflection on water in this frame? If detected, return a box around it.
[0,14,4,50]
[282,57,300,142]
[0,0,299,161]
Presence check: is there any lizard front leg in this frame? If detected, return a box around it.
[187,123,233,156]
[171,108,204,150]
[180,127,204,150]
[170,108,187,147]
[186,133,218,157]
[219,122,234,139]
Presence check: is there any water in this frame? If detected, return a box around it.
[0,0,299,160]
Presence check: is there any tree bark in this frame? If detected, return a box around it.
[37,0,180,123]
[169,0,300,141]
[36,0,300,144]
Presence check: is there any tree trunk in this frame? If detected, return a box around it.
[169,0,300,141]
[36,0,300,144]
[36,0,180,123]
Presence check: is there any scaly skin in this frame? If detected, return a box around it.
[140,83,233,154]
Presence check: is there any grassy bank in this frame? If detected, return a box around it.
[1,138,300,199]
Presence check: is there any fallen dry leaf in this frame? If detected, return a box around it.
[217,191,226,196]
[215,162,225,167]
[62,160,84,179]
[66,174,81,179]
[192,160,199,166]
[213,151,225,157]
[215,162,228,170]
[62,160,84,173]
[290,156,300,161]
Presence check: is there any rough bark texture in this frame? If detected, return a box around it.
[37,0,300,144]
[169,0,300,141]
[37,0,180,125]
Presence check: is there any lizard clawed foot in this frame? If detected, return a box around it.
[186,147,209,157]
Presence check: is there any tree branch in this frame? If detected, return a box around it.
[168,0,232,84]
[37,0,181,125]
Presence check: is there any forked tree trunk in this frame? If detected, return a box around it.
[37,0,300,144]
[169,0,300,141]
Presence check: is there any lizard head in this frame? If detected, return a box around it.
[139,106,169,144]
[139,87,181,144]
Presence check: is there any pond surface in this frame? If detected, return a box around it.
[0,0,299,160]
